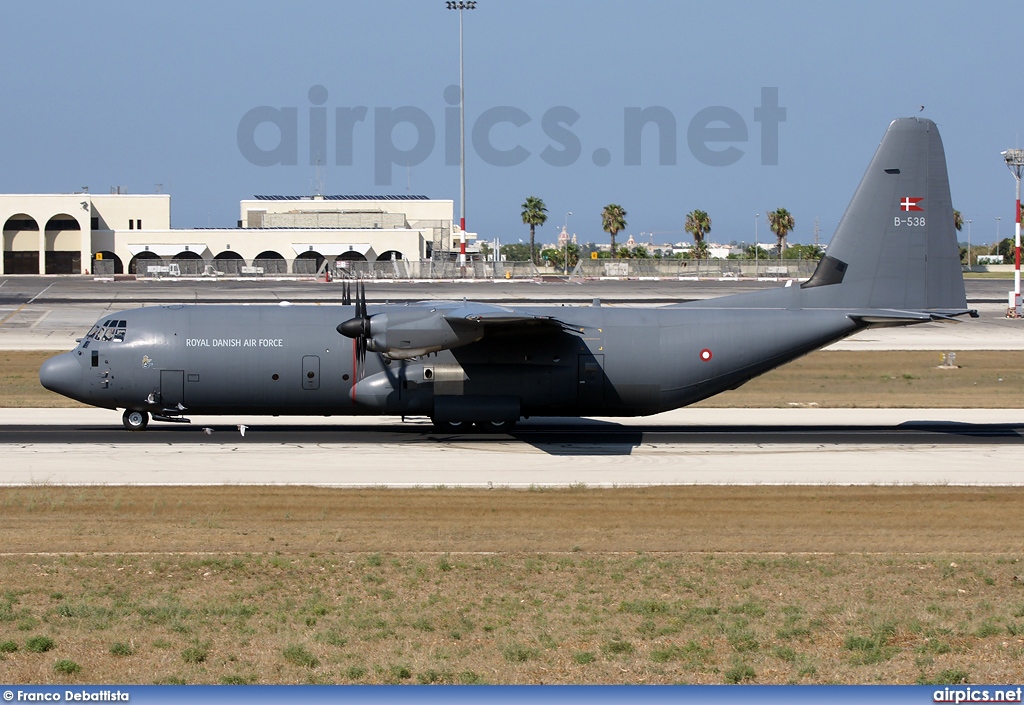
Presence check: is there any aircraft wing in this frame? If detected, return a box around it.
[441,302,575,331]
[342,301,578,360]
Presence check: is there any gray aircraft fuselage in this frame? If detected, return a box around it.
[39,117,973,430]
[40,290,860,423]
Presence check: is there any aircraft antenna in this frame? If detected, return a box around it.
[313,156,325,197]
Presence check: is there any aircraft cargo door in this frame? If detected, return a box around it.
[302,355,320,390]
[577,354,604,407]
[160,370,184,408]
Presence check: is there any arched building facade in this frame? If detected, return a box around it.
[0,193,459,276]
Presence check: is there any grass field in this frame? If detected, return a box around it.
[8,349,1024,409]
[0,486,1022,685]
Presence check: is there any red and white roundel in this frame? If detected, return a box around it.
[699,348,713,362]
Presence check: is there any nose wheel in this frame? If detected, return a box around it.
[122,409,149,431]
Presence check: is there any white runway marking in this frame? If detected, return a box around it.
[29,310,52,328]
[26,283,54,304]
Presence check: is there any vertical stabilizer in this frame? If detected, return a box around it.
[801,118,967,312]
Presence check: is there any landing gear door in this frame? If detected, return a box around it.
[302,355,320,390]
[577,354,604,406]
[160,369,184,408]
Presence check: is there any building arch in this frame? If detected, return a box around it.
[92,251,123,275]
[213,250,245,275]
[172,250,204,275]
[3,214,40,274]
[337,250,368,263]
[294,250,324,274]
[375,250,404,262]
[254,250,287,275]
[128,251,162,275]
[44,214,83,274]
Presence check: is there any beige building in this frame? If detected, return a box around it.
[1,192,460,276]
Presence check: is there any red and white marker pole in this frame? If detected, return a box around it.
[1000,149,1023,316]
[459,217,466,273]
[1015,197,1021,314]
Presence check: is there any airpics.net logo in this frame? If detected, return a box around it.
[236,86,786,186]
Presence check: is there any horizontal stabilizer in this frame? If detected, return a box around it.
[847,308,976,327]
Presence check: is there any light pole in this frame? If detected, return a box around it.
[446,1,477,273]
[754,213,759,277]
[966,219,972,270]
[563,212,572,275]
[1000,148,1024,314]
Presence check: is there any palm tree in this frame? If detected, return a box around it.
[601,204,627,257]
[768,208,795,260]
[521,196,548,265]
[684,209,712,260]
[953,209,963,232]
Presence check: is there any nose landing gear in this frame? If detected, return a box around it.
[122,409,149,431]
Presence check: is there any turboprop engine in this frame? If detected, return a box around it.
[338,308,484,359]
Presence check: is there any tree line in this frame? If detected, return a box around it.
[518,197,798,265]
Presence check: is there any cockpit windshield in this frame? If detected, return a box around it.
[85,319,128,344]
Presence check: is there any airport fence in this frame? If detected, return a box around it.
[116,257,820,280]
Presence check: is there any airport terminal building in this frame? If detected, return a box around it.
[0,192,460,276]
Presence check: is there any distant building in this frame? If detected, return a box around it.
[0,192,459,275]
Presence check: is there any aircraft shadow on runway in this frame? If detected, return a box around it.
[7,420,1022,457]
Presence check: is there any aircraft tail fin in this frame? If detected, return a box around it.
[801,117,967,313]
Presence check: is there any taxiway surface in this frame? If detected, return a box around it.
[1,277,1021,350]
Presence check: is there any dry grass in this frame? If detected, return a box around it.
[9,350,1024,409]
[694,350,1024,408]
[1,486,1022,555]
[0,351,86,408]
[1,486,1023,685]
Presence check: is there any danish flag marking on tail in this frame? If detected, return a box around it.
[900,197,924,212]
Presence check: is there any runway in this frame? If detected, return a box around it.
[4,408,1022,487]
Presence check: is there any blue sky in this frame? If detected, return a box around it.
[2,1,1021,248]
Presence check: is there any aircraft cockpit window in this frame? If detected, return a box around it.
[91,320,128,343]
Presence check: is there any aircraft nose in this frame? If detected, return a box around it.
[39,352,83,401]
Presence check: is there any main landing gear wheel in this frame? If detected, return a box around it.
[474,420,516,433]
[122,409,149,432]
[431,419,468,433]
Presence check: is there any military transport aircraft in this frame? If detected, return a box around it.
[40,118,974,432]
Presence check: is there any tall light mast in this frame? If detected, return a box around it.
[1000,149,1024,316]
[446,1,477,273]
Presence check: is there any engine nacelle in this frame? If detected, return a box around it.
[363,310,483,358]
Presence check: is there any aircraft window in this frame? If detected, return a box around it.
[101,328,113,341]
[112,328,125,342]
[118,320,127,328]
[86,326,100,340]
